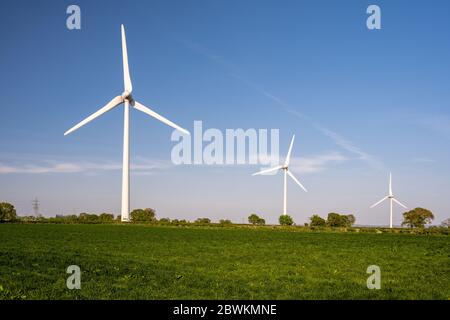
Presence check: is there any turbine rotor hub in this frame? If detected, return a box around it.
[122,90,132,100]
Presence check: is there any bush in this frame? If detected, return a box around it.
[279,215,294,226]
[219,219,232,225]
[78,213,100,223]
[158,218,171,225]
[0,202,17,222]
[99,213,114,223]
[54,215,78,224]
[309,214,326,227]
[248,214,265,225]
[326,213,355,227]
[426,226,450,235]
[195,218,211,225]
[173,219,189,226]
[20,216,38,223]
[130,208,156,223]
[327,213,340,227]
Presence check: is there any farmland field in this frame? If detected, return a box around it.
[0,224,449,300]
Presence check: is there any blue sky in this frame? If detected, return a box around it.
[1,0,449,226]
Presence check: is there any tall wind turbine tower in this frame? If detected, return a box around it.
[252,135,307,215]
[370,173,408,228]
[64,25,190,222]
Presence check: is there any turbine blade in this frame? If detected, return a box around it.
[370,196,388,208]
[284,134,295,166]
[287,170,307,192]
[393,198,408,209]
[64,96,123,136]
[252,165,282,176]
[121,24,133,93]
[133,101,190,135]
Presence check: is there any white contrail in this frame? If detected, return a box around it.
[179,38,382,170]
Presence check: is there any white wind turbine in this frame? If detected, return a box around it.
[252,135,307,215]
[370,173,407,228]
[64,25,190,222]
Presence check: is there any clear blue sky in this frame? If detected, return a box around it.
[1,0,449,226]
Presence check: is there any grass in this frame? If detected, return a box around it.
[0,224,449,299]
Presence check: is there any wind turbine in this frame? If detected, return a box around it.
[370,173,407,228]
[64,25,190,222]
[252,135,307,215]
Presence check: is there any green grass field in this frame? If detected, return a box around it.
[0,224,448,300]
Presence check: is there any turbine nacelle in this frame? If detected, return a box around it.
[121,90,132,101]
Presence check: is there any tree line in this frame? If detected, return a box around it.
[247,212,355,227]
[0,203,232,226]
[248,209,438,229]
[0,201,448,230]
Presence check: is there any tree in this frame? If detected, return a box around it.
[158,218,171,224]
[53,214,78,224]
[441,218,450,228]
[325,213,354,227]
[326,213,342,227]
[78,212,87,221]
[279,214,294,226]
[99,213,114,223]
[402,208,434,228]
[130,208,156,223]
[309,214,326,227]
[219,219,232,225]
[0,202,17,222]
[347,214,356,226]
[195,218,211,224]
[78,213,99,223]
[248,213,265,225]
[248,213,259,225]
